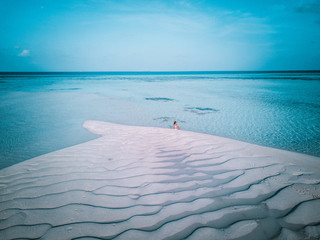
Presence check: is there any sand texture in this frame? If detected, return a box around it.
[0,120,320,239]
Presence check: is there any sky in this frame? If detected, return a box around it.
[0,0,320,71]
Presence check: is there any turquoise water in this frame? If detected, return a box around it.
[1,71,320,169]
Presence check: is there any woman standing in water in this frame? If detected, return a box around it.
[173,121,180,130]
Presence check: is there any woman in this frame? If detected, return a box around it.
[173,121,180,130]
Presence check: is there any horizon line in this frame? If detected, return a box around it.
[1,70,320,74]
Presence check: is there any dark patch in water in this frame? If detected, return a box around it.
[153,117,173,122]
[67,88,81,90]
[50,88,81,91]
[184,106,219,115]
[154,117,186,124]
[145,97,175,102]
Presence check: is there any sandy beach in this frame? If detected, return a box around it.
[0,120,320,239]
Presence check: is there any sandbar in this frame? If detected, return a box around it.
[0,120,319,239]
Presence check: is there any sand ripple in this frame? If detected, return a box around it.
[0,120,319,239]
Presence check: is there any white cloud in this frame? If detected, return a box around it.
[19,49,30,57]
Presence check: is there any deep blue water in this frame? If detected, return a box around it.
[1,71,320,169]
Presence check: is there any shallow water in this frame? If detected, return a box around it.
[0,71,320,169]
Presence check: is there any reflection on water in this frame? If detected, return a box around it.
[0,71,320,169]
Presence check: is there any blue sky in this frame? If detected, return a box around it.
[1,0,320,71]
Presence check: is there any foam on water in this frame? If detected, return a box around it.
[0,71,320,168]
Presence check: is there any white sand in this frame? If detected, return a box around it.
[0,120,320,239]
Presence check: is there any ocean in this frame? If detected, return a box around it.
[0,71,319,169]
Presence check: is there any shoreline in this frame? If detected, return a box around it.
[0,120,319,239]
[84,120,320,171]
[1,71,320,168]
